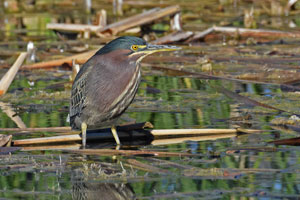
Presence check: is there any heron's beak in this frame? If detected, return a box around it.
[141,44,181,54]
[130,44,181,63]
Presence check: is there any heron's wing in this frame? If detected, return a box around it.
[70,71,88,119]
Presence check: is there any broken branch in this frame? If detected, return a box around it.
[97,5,180,35]
[0,52,27,95]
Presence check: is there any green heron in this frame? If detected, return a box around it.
[69,36,180,147]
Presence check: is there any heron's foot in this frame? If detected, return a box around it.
[81,122,87,148]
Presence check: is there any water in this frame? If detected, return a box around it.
[1,0,300,199]
[1,71,299,199]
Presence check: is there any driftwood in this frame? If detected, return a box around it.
[47,6,180,36]
[268,137,300,146]
[66,148,197,157]
[47,10,107,38]
[0,134,12,147]
[13,134,81,146]
[97,5,180,35]
[0,126,72,132]
[152,31,193,45]
[22,49,97,70]
[0,102,26,129]
[150,128,261,136]
[12,126,261,146]
[0,52,27,95]
[21,144,81,151]
[0,122,150,133]
[12,122,153,145]
[151,133,236,146]
[188,26,300,42]
[47,23,102,33]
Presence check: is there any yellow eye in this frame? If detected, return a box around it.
[131,45,139,51]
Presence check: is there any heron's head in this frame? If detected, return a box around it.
[95,36,180,64]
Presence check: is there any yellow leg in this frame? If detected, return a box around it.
[111,125,121,146]
[81,122,87,147]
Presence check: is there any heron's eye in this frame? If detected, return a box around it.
[131,45,139,51]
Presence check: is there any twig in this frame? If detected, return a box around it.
[126,159,170,174]
[226,146,277,152]
[66,149,197,157]
[0,52,27,95]
[214,85,287,113]
[148,64,300,93]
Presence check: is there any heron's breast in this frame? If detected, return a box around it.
[87,62,140,114]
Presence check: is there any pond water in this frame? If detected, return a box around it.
[1,0,300,199]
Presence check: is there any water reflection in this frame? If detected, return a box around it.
[72,169,135,200]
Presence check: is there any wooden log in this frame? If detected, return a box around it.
[12,122,153,145]
[12,127,261,146]
[0,52,27,95]
[21,144,81,151]
[47,23,102,33]
[150,128,262,137]
[0,126,72,132]
[213,26,300,38]
[97,5,180,35]
[22,49,97,70]
[1,122,152,133]
[188,26,300,42]
[152,31,193,45]
[13,134,81,146]
[151,133,236,146]
[13,130,151,146]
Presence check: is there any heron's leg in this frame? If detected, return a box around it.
[81,122,87,148]
[111,125,121,146]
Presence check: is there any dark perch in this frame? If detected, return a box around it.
[69,36,180,147]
